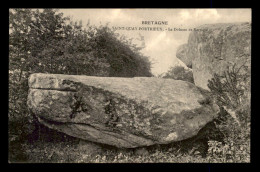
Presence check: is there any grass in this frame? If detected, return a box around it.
[8,109,250,163]
[8,65,250,163]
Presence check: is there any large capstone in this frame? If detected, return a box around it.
[27,73,219,148]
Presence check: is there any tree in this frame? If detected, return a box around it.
[87,26,152,77]
[9,8,153,162]
[9,8,152,124]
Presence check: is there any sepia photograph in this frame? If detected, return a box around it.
[8,8,251,163]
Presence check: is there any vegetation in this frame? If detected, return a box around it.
[9,8,250,163]
[206,62,250,162]
[9,9,152,162]
[9,61,250,163]
[163,66,194,83]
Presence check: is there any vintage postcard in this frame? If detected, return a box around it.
[9,8,251,163]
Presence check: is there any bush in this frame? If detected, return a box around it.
[206,62,251,162]
[207,62,250,110]
[9,8,152,124]
[163,66,194,83]
[9,9,152,162]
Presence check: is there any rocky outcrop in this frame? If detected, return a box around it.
[176,44,192,68]
[187,22,251,90]
[27,73,219,148]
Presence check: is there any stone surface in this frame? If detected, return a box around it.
[186,22,251,90]
[176,44,192,68]
[27,73,219,148]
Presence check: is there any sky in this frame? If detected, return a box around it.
[59,9,251,76]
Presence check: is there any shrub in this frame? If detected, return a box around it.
[207,62,250,111]
[9,8,152,127]
[206,61,251,162]
[9,9,152,162]
[163,66,194,83]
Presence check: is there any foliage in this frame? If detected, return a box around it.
[87,26,152,77]
[9,9,152,115]
[163,66,194,83]
[9,8,152,160]
[207,62,250,110]
[206,62,251,163]
[9,9,152,77]
[206,109,250,163]
[9,113,250,163]
[9,9,250,163]
[8,125,214,163]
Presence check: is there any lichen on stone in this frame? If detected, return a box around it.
[164,132,178,141]
[28,73,220,148]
